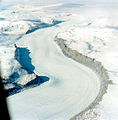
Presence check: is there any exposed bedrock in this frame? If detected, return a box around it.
[54,36,110,120]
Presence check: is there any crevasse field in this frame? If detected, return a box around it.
[0,0,118,120]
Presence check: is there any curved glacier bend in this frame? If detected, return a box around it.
[7,24,108,120]
[54,37,109,120]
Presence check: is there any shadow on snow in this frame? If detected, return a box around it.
[25,20,63,34]
[7,76,49,96]
[7,45,50,96]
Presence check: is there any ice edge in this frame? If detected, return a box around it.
[54,36,110,120]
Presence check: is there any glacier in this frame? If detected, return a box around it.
[0,0,118,120]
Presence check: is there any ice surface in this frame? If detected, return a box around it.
[0,3,100,120]
[0,1,118,120]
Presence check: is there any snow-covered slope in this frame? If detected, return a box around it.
[0,1,118,120]
[56,3,118,120]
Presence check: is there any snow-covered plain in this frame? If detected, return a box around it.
[0,0,118,120]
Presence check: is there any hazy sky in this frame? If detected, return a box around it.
[1,0,118,4]
[0,0,118,7]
